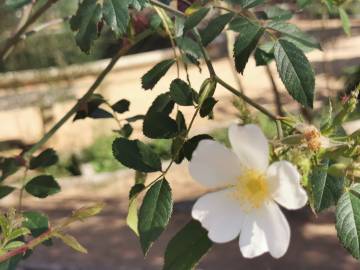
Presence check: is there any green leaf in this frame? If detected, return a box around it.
[8,228,31,242]
[54,232,87,253]
[339,7,351,36]
[0,157,21,182]
[265,6,293,21]
[23,211,49,237]
[127,197,139,236]
[176,37,202,60]
[4,241,25,251]
[112,138,162,172]
[176,111,187,134]
[267,21,321,50]
[200,97,217,118]
[200,13,234,46]
[163,219,213,270]
[128,0,148,10]
[336,184,360,259]
[297,0,311,8]
[226,0,264,9]
[148,93,175,115]
[25,175,61,198]
[142,59,175,90]
[230,17,265,73]
[103,0,130,38]
[143,112,179,139]
[183,7,210,32]
[29,148,59,170]
[5,0,31,10]
[72,202,105,220]
[170,79,194,106]
[111,99,130,113]
[118,123,133,138]
[139,179,172,255]
[310,159,344,212]
[274,39,315,108]
[254,47,274,66]
[183,134,213,160]
[0,186,15,199]
[70,0,103,53]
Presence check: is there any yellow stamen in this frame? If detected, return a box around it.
[233,169,270,210]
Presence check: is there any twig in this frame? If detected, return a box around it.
[0,0,60,60]
[20,16,70,40]
[23,29,153,158]
[215,76,280,121]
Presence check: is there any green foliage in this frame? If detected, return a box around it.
[200,13,234,46]
[23,211,49,237]
[103,0,130,38]
[138,179,172,255]
[29,149,59,170]
[142,59,176,90]
[169,79,194,106]
[70,0,103,53]
[112,138,162,172]
[24,175,61,198]
[230,17,264,73]
[274,39,315,108]
[4,0,31,10]
[336,184,360,259]
[0,186,15,199]
[163,219,213,270]
[183,7,210,32]
[339,7,351,36]
[310,159,344,212]
[111,99,130,113]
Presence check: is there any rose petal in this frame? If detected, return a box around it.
[192,189,244,243]
[189,140,241,188]
[267,161,308,210]
[228,124,269,171]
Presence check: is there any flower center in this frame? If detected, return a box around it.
[233,169,270,210]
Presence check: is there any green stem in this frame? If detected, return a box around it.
[23,29,153,158]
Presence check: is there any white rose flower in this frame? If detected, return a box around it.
[189,124,308,258]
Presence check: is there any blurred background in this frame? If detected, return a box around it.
[1,0,360,269]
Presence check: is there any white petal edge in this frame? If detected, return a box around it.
[228,124,269,172]
[239,201,290,259]
[189,140,241,188]
[267,161,308,210]
[192,189,244,243]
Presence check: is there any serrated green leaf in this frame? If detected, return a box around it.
[170,79,194,106]
[23,211,49,237]
[183,7,210,32]
[111,99,130,113]
[336,184,360,259]
[29,148,59,170]
[339,7,351,36]
[0,186,15,199]
[200,97,217,117]
[70,0,103,53]
[254,47,274,66]
[148,93,175,115]
[267,21,321,50]
[175,37,202,60]
[129,0,148,10]
[8,227,30,242]
[274,39,315,108]
[24,175,61,198]
[54,232,87,253]
[103,0,130,38]
[143,112,179,139]
[163,219,212,270]
[112,138,162,172]
[200,13,234,46]
[142,59,175,90]
[265,6,293,21]
[139,179,172,255]
[230,17,264,73]
[226,0,264,9]
[1,158,21,182]
[310,159,344,212]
